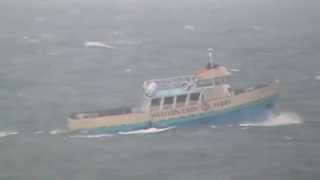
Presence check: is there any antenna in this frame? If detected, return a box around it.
[208,48,214,68]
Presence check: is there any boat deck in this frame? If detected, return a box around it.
[144,75,194,91]
[70,107,132,120]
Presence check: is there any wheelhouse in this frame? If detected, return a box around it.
[141,49,232,112]
[149,91,202,112]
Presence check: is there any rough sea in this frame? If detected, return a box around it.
[0,0,319,179]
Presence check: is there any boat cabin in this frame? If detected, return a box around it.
[143,69,231,112]
[141,49,232,112]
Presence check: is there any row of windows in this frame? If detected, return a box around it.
[215,77,229,85]
[150,92,201,108]
[213,100,231,108]
[197,79,213,87]
[196,77,229,87]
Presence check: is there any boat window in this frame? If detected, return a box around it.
[163,96,174,105]
[215,77,227,85]
[176,94,187,104]
[214,78,221,85]
[190,92,200,102]
[151,98,161,106]
[197,79,213,87]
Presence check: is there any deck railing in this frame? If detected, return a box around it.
[144,75,194,90]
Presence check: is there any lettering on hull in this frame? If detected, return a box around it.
[151,107,199,118]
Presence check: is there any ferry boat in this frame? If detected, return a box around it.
[68,49,279,134]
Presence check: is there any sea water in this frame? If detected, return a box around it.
[0,0,320,179]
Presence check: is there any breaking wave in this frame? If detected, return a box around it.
[69,134,113,139]
[118,127,174,135]
[84,41,115,49]
[239,112,302,127]
[0,131,19,138]
[184,25,195,31]
[314,75,320,80]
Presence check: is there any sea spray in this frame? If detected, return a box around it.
[239,112,302,127]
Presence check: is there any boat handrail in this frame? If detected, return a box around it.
[144,75,194,90]
[232,82,273,95]
[70,107,132,120]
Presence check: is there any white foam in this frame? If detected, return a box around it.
[84,41,115,49]
[49,129,65,135]
[7,131,19,135]
[314,75,320,80]
[69,134,113,138]
[184,25,195,31]
[33,131,45,135]
[230,68,240,72]
[252,25,264,32]
[124,68,132,73]
[0,131,19,138]
[118,127,174,135]
[210,125,216,128]
[0,131,7,138]
[240,112,302,127]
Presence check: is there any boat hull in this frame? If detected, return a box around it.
[153,95,278,128]
[71,95,278,134]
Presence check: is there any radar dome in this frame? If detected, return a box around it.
[145,82,158,97]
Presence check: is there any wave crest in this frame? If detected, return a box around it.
[118,127,174,135]
[0,131,19,138]
[184,25,195,31]
[84,41,115,49]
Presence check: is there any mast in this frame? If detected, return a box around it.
[208,48,214,68]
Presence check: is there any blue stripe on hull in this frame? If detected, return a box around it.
[154,95,278,128]
[77,121,150,134]
[77,95,278,134]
